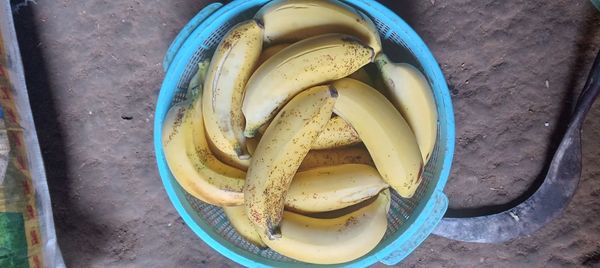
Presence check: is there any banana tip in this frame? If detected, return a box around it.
[253,18,265,29]
[328,86,339,98]
[244,128,257,138]
[266,225,282,240]
[374,53,388,66]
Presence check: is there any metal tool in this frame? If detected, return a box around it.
[433,49,600,243]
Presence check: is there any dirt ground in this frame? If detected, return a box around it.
[10,0,600,267]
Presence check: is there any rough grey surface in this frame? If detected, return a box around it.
[11,0,600,267]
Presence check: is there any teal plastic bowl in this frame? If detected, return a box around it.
[155,1,455,266]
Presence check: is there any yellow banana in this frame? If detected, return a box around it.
[262,190,391,264]
[285,164,388,213]
[312,116,360,150]
[257,43,289,65]
[223,206,267,248]
[188,64,249,170]
[203,20,263,160]
[162,100,246,207]
[299,145,374,171]
[375,54,438,163]
[255,0,382,54]
[242,33,374,137]
[245,86,337,239]
[332,78,424,198]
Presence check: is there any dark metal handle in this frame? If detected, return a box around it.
[571,49,600,129]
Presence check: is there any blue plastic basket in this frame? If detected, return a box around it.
[154,1,455,266]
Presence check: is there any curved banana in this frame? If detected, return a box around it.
[285,164,388,213]
[332,78,424,198]
[245,86,337,239]
[203,19,263,159]
[299,145,374,171]
[242,33,374,137]
[375,54,438,163]
[188,63,249,170]
[263,190,391,264]
[257,43,289,66]
[162,101,246,206]
[312,116,360,150]
[255,0,382,54]
[223,206,267,248]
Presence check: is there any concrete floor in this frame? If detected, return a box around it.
[11,0,600,267]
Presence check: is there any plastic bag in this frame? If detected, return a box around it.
[0,1,64,267]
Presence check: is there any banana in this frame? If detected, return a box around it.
[242,33,374,137]
[262,190,391,264]
[203,19,263,160]
[257,43,289,65]
[285,164,388,213]
[299,145,374,171]
[255,0,382,54]
[375,54,438,163]
[223,206,267,248]
[162,100,246,206]
[245,86,337,240]
[189,64,250,170]
[311,116,360,150]
[332,78,424,198]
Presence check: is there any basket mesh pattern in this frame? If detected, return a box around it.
[167,1,449,264]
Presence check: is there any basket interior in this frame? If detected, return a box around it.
[162,0,451,266]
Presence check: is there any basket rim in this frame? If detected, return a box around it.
[153,0,456,267]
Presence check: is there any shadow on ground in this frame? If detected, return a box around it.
[444,7,600,217]
[11,4,109,266]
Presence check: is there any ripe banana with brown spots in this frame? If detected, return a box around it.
[255,0,382,54]
[284,164,387,213]
[162,100,245,206]
[203,19,263,160]
[187,62,250,170]
[244,85,337,240]
[242,33,374,137]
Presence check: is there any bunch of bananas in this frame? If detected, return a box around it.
[162,0,438,264]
